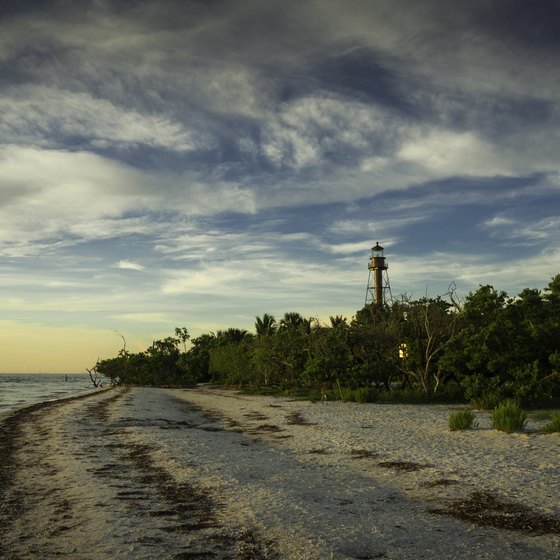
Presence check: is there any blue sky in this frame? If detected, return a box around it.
[1,0,560,372]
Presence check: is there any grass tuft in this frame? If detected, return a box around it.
[469,393,501,410]
[491,400,527,433]
[448,409,477,431]
[540,411,560,434]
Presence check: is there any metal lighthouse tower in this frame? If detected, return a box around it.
[365,242,391,307]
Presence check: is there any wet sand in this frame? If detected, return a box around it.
[0,386,559,559]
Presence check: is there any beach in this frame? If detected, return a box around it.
[1,386,559,559]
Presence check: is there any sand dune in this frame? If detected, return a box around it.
[1,386,559,559]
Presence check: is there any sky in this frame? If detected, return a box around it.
[1,0,560,372]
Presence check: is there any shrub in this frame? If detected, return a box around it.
[540,411,560,434]
[470,392,502,410]
[352,386,379,403]
[448,410,478,431]
[491,400,528,433]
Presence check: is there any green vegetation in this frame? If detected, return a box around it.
[469,393,502,411]
[95,328,195,387]
[529,410,554,421]
[448,410,478,431]
[491,401,528,433]
[540,411,560,434]
[95,275,560,407]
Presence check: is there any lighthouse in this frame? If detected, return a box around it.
[365,242,391,307]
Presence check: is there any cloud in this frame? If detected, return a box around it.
[160,251,362,303]
[259,93,399,169]
[482,216,516,228]
[116,260,145,271]
[0,145,259,257]
[110,313,169,323]
[397,130,501,177]
[0,86,198,152]
[330,239,392,256]
[398,127,560,181]
[305,0,560,105]
[518,217,560,242]
[329,214,429,237]
[0,2,268,126]
[0,146,151,248]
[482,213,560,244]
[328,240,391,255]
[388,242,560,299]
[161,266,250,296]
[2,0,558,213]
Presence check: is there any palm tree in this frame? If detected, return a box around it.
[279,312,304,331]
[215,328,252,345]
[329,315,347,328]
[255,313,277,336]
[278,312,317,334]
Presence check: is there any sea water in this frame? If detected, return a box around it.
[0,373,102,414]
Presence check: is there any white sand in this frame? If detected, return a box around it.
[1,386,559,559]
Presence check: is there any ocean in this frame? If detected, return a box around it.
[0,373,104,415]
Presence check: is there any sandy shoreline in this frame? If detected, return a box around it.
[0,386,559,559]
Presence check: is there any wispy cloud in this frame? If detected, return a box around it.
[260,94,398,169]
[110,313,169,323]
[0,86,197,152]
[482,216,516,228]
[116,260,145,271]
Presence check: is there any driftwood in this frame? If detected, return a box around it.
[86,360,103,388]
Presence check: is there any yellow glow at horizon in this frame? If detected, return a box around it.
[0,321,125,373]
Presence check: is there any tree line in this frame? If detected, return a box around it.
[95,275,560,407]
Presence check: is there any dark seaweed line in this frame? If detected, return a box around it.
[90,389,278,559]
[429,491,560,535]
[0,388,115,558]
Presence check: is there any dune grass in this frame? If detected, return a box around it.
[539,411,560,434]
[491,400,527,433]
[448,409,477,431]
